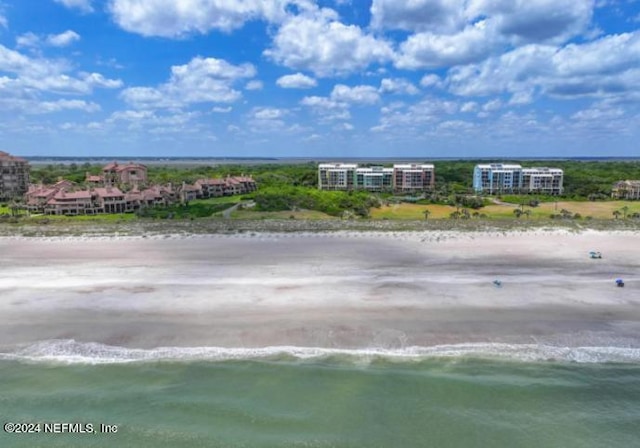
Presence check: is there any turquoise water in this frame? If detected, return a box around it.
[1,350,639,447]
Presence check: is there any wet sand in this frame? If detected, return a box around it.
[1,231,639,350]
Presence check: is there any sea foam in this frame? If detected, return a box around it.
[1,339,640,365]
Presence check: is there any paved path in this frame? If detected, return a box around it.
[222,201,254,219]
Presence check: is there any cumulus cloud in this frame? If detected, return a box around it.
[370,0,465,33]
[446,31,640,101]
[420,74,442,88]
[46,30,81,47]
[300,95,351,121]
[245,80,263,90]
[108,0,313,37]
[371,97,458,134]
[54,0,94,13]
[252,107,287,120]
[330,84,380,105]
[0,44,122,96]
[0,97,100,114]
[379,78,419,95]
[395,20,497,69]
[373,0,594,44]
[16,33,40,48]
[276,72,317,89]
[120,56,256,108]
[17,30,81,48]
[378,0,596,71]
[468,0,594,44]
[264,8,393,77]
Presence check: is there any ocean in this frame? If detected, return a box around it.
[1,341,639,447]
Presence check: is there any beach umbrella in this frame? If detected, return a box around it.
[615,278,624,284]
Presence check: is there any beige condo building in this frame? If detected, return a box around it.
[0,151,30,201]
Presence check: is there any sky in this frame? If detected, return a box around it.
[0,0,639,158]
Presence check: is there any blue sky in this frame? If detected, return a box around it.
[1,0,639,157]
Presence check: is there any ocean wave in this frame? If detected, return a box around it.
[1,340,640,365]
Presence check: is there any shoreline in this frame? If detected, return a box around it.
[1,230,639,354]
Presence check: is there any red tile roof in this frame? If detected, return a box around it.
[94,187,124,198]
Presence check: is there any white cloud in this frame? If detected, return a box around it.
[333,122,354,131]
[81,72,123,89]
[252,107,287,120]
[46,30,81,47]
[0,97,100,114]
[264,8,393,77]
[468,0,594,44]
[108,0,312,37]
[121,56,256,108]
[245,80,263,90]
[420,74,442,88]
[446,31,640,100]
[481,98,502,113]
[330,84,380,105]
[373,0,594,44]
[212,106,232,113]
[370,0,465,33]
[379,78,419,95]
[16,33,40,48]
[54,0,94,13]
[371,97,458,134]
[276,72,317,89]
[571,103,624,121]
[0,44,122,95]
[395,21,496,69]
[460,101,478,112]
[39,99,100,113]
[16,30,81,48]
[300,95,351,121]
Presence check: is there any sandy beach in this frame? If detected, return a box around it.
[1,230,639,352]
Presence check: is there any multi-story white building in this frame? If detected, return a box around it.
[318,163,357,190]
[521,167,564,195]
[473,163,563,194]
[0,151,30,201]
[473,163,523,194]
[393,164,435,193]
[355,166,394,191]
[318,163,434,193]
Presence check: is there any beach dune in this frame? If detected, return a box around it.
[1,231,639,351]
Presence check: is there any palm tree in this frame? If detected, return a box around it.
[621,206,629,219]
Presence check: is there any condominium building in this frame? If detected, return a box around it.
[473,163,563,194]
[355,166,393,191]
[521,167,564,195]
[473,163,523,194]
[393,164,435,193]
[318,163,357,190]
[0,151,30,200]
[318,163,434,193]
[611,180,640,200]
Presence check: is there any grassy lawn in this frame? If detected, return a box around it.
[0,205,9,215]
[230,209,337,220]
[534,201,640,219]
[369,201,640,220]
[195,196,242,205]
[371,204,463,220]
